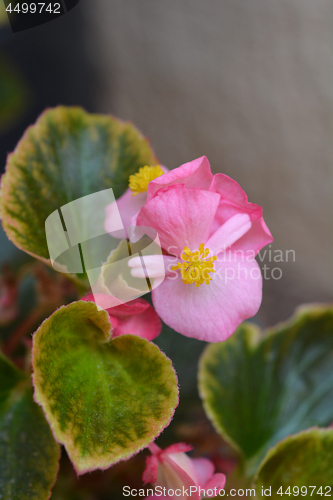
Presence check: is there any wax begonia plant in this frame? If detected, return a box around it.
[1,107,333,500]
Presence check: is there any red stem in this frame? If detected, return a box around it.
[2,307,44,357]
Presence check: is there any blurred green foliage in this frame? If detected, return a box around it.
[0,52,30,134]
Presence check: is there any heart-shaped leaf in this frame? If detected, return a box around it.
[255,428,333,496]
[32,301,178,474]
[0,353,60,500]
[198,305,333,472]
[0,106,157,270]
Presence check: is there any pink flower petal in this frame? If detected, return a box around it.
[149,442,162,454]
[230,217,273,255]
[82,294,146,315]
[105,189,147,233]
[136,185,221,257]
[209,173,256,215]
[202,473,226,495]
[112,301,162,341]
[128,255,176,279]
[143,443,225,500]
[147,156,213,202]
[105,166,169,233]
[157,457,201,500]
[106,315,119,330]
[166,452,199,487]
[191,458,214,486]
[209,173,273,254]
[163,443,193,455]
[144,443,200,499]
[108,297,149,317]
[143,455,159,484]
[81,293,123,310]
[152,256,262,342]
[206,213,252,254]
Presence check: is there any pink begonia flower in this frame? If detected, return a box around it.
[105,164,168,231]
[128,156,273,342]
[143,442,226,500]
[81,293,161,341]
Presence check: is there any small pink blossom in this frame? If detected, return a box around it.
[128,156,273,342]
[143,442,226,500]
[82,294,161,341]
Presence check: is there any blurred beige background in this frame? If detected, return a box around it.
[84,0,332,325]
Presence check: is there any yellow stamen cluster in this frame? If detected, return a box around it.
[172,243,217,287]
[129,165,164,196]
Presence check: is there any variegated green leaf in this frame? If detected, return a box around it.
[0,106,157,270]
[32,301,178,474]
[0,353,60,500]
[255,428,333,497]
[199,305,333,473]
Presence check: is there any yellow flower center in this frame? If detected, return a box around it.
[129,165,164,196]
[172,243,217,287]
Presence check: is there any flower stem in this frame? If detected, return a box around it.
[2,306,44,357]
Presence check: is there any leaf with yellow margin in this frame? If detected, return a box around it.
[199,305,333,474]
[255,428,333,496]
[0,107,157,271]
[32,301,178,474]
